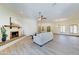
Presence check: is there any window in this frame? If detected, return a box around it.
[41,26,44,31]
[60,25,65,33]
[47,26,51,32]
[70,26,73,33]
[70,25,78,33]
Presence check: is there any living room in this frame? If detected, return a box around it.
[0,3,79,55]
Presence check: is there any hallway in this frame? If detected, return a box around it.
[0,34,79,55]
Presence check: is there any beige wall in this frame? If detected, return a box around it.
[38,22,53,32]
[38,18,79,36]
[21,18,38,36]
[51,19,79,35]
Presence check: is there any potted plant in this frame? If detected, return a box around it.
[1,26,7,42]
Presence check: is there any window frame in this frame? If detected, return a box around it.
[60,25,66,33]
[69,24,78,33]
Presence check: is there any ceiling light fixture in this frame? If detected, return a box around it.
[37,12,47,22]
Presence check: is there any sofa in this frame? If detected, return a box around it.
[33,32,53,47]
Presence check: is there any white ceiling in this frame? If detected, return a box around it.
[1,3,79,21]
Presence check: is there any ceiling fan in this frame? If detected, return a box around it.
[37,3,56,22]
[37,12,47,21]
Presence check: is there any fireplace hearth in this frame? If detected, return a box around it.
[10,31,19,39]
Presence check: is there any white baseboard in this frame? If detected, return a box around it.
[54,33,79,37]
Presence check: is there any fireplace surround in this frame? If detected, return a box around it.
[10,31,19,39]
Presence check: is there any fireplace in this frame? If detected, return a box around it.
[10,31,19,39]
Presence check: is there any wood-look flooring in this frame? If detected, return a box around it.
[0,34,79,55]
